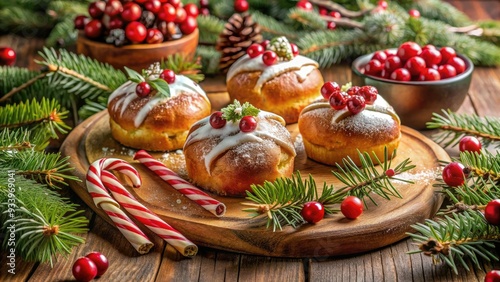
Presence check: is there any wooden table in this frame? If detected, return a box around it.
[1,1,499,281]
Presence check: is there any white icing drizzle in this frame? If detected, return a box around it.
[107,74,209,127]
[226,54,319,92]
[184,111,296,175]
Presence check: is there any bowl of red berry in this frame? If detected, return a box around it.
[74,0,200,72]
[351,42,473,130]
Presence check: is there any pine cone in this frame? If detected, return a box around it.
[216,13,263,73]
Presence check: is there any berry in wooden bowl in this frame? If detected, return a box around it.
[351,43,473,130]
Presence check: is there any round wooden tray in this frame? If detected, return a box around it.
[60,110,449,258]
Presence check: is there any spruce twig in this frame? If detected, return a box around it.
[309,0,372,18]
[0,71,48,103]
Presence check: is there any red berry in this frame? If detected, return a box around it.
[121,2,142,22]
[408,9,420,18]
[0,47,17,66]
[379,69,391,79]
[371,51,388,63]
[341,196,363,219]
[179,16,198,35]
[174,7,187,23]
[109,17,124,30]
[320,81,340,100]
[146,28,164,44]
[385,168,395,177]
[199,0,209,8]
[420,48,442,66]
[246,43,264,58]
[384,49,397,57]
[234,0,249,13]
[329,11,341,18]
[136,82,151,97]
[169,0,181,8]
[459,136,482,153]
[319,8,328,16]
[397,42,422,62]
[290,43,299,56]
[210,111,226,129]
[442,162,465,187]
[74,15,89,30]
[346,86,360,96]
[377,0,388,10]
[85,252,109,277]
[447,56,466,74]
[184,3,199,17]
[438,64,457,79]
[158,3,176,22]
[358,85,378,105]
[84,19,103,38]
[328,91,348,110]
[301,201,325,224]
[239,116,257,132]
[72,257,98,282]
[145,0,162,13]
[262,50,277,66]
[440,47,456,63]
[404,56,426,76]
[384,55,402,73]
[346,95,366,114]
[261,40,270,49]
[159,69,176,83]
[88,1,105,19]
[422,44,437,52]
[364,59,383,76]
[296,0,313,11]
[200,7,210,16]
[326,21,336,30]
[485,270,500,282]
[125,21,147,43]
[390,68,411,81]
[135,0,148,3]
[417,68,441,81]
[105,0,123,17]
[485,200,500,226]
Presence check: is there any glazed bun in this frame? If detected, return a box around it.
[226,37,324,124]
[108,65,211,151]
[183,101,296,197]
[298,88,401,166]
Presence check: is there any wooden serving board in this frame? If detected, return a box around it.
[60,110,449,258]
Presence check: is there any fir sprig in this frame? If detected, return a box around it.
[197,15,225,45]
[161,54,205,83]
[0,128,43,151]
[221,100,260,122]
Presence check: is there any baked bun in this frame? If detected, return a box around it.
[226,37,324,124]
[108,64,211,151]
[298,85,401,166]
[183,101,296,197]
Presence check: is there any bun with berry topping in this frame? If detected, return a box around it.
[108,63,211,151]
[298,83,401,166]
[183,100,296,197]
[226,36,324,124]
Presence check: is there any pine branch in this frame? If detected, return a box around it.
[309,0,373,18]
[409,0,472,27]
[287,8,326,31]
[161,54,205,83]
[250,10,299,39]
[0,6,55,35]
[195,45,221,75]
[0,128,45,151]
[45,16,78,48]
[78,99,107,120]
[197,15,225,45]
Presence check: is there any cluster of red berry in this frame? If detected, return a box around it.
[246,40,299,66]
[136,69,175,97]
[72,252,109,282]
[74,0,199,47]
[301,195,365,224]
[320,82,378,115]
[0,47,16,66]
[209,111,257,133]
[364,42,467,82]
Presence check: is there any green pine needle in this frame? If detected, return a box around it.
[221,100,260,122]
[197,15,225,45]
[195,45,221,75]
[0,128,46,151]
[161,53,205,83]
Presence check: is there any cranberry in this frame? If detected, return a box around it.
[146,28,164,44]
[301,201,325,224]
[88,1,105,19]
[326,21,336,30]
[417,68,441,81]
[329,11,341,18]
[121,2,142,22]
[158,3,176,22]
[329,91,347,110]
[125,21,147,43]
[438,64,457,79]
[0,47,16,66]
[74,15,89,30]
[84,19,103,38]
[408,9,420,18]
[442,162,465,187]
[485,270,500,282]
[246,43,264,58]
[160,69,176,83]
[384,55,402,73]
[346,95,366,114]
[358,86,378,104]
[234,0,249,13]
[109,17,124,29]
[385,168,395,177]
[422,44,437,51]
[390,68,411,81]
[105,0,123,17]
[179,16,198,35]
[371,51,388,63]
[199,0,209,8]
[290,43,299,56]
[319,8,328,16]
[420,48,442,66]
[397,42,422,62]
[377,0,388,10]
[210,111,226,129]
[440,47,456,63]
[341,196,363,219]
[404,56,426,76]
[447,57,466,74]
[262,50,278,66]
[145,0,162,13]
[200,7,210,16]
[174,7,187,23]
[459,136,482,153]
[260,40,270,49]
[346,86,360,96]
[169,0,181,8]
[380,69,391,79]
[85,252,109,276]
[239,116,257,132]
[384,49,397,57]
[184,3,199,17]
[72,257,98,282]
[364,59,383,76]
[485,200,500,226]
[135,0,148,3]
[320,81,340,100]
[136,82,151,97]
[296,0,313,11]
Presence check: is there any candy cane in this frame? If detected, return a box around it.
[86,159,153,254]
[99,158,198,257]
[134,150,226,217]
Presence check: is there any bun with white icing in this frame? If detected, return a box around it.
[108,64,211,151]
[298,84,401,166]
[183,100,296,197]
[226,37,323,124]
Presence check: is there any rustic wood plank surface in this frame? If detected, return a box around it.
[1,1,499,281]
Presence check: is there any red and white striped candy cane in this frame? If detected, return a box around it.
[99,159,198,257]
[86,159,153,254]
[134,150,226,217]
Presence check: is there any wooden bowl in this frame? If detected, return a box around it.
[76,29,199,72]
